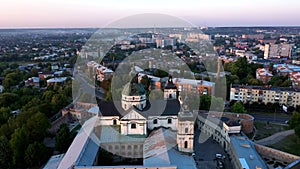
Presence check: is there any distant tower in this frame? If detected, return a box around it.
[217,57,221,80]
[164,76,177,100]
[177,96,195,153]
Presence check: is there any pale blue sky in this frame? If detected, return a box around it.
[1,0,300,28]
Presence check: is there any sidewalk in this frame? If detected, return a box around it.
[255,129,295,146]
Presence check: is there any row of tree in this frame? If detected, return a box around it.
[0,64,73,168]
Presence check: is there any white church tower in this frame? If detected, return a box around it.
[177,96,195,153]
[164,76,177,100]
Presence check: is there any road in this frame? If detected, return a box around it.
[194,128,232,169]
[249,113,290,124]
[75,70,105,99]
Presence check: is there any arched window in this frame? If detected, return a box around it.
[113,119,117,125]
[153,119,158,124]
[184,141,188,149]
[185,127,189,133]
[131,123,136,129]
[168,118,172,124]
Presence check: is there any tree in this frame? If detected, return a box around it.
[51,94,68,112]
[55,123,72,152]
[295,125,300,138]
[9,128,29,167]
[231,101,246,113]
[23,112,51,142]
[199,95,211,110]
[289,112,300,129]
[30,67,38,77]
[140,75,150,90]
[0,136,12,169]
[25,142,47,167]
[0,107,11,125]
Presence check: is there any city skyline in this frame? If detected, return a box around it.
[1,0,300,28]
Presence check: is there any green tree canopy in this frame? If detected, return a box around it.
[0,136,12,169]
[55,123,72,153]
[9,128,29,167]
[231,101,247,113]
[25,142,48,167]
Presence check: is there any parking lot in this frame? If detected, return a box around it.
[194,129,232,169]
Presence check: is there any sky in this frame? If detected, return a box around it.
[1,0,300,28]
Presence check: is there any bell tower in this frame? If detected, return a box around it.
[164,76,177,100]
[177,96,195,153]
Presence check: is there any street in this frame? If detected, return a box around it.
[194,128,232,169]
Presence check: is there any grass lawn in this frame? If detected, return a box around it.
[254,121,289,140]
[250,111,291,118]
[268,134,300,156]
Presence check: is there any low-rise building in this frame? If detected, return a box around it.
[25,77,40,88]
[87,61,114,81]
[256,68,273,84]
[46,77,67,86]
[289,72,300,88]
[173,78,215,95]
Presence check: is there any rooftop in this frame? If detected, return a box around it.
[173,78,215,87]
[230,135,267,169]
[232,84,300,92]
[144,128,197,169]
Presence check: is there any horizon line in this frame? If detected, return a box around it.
[1,25,300,30]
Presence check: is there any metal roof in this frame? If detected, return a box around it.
[230,136,267,169]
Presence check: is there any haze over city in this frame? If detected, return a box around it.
[1,0,300,28]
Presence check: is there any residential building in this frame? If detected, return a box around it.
[173,78,215,95]
[96,65,114,81]
[289,72,300,88]
[256,68,273,84]
[25,77,40,88]
[230,84,300,108]
[242,34,264,40]
[87,61,114,81]
[46,77,67,86]
[264,44,293,59]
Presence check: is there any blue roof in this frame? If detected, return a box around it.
[230,136,267,169]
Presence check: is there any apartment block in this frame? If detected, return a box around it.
[230,84,300,107]
[264,44,293,59]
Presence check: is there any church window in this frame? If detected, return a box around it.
[184,141,188,148]
[131,123,136,129]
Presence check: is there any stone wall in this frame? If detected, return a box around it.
[255,144,300,164]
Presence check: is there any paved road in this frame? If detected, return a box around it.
[76,71,104,99]
[255,129,295,146]
[249,113,290,124]
[194,129,232,169]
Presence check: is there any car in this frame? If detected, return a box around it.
[216,153,222,159]
[192,153,196,158]
[216,159,224,169]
